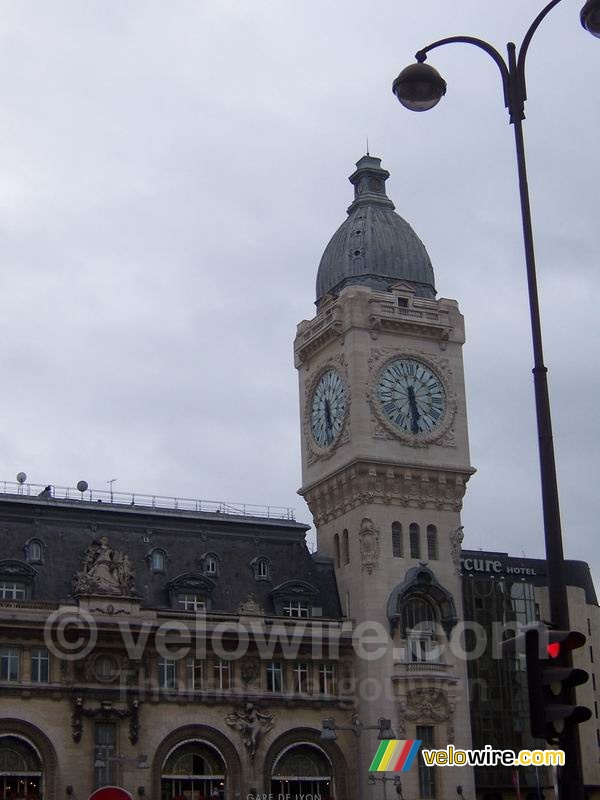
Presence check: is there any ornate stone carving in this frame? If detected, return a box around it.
[301,461,472,526]
[241,657,261,689]
[73,537,136,597]
[71,695,139,743]
[225,703,274,759]
[398,688,455,741]
[358,518,380,574]
[450,526,464,574]
[237,595,264,616]
[366,347,457,447]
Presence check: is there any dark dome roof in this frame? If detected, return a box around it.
[316,156,435,306]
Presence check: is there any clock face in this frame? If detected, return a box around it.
[377,358,445,435]
[310,369,346,448]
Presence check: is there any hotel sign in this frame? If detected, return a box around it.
[460,557,538,576]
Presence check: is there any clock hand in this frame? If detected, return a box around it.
[407,386,420,433]
[324,400,333,441]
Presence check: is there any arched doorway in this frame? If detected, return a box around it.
[271,744,333,800]
[160,740,226,800]
[0,735,43,800]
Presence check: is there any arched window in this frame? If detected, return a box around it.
[204,554,219,577]
[427,525,438,560]
[161,740,226,800]
[409,523,420,559]
[0,736,43,800]
[392,522,403,558]
[250,556,272,581]
[400,596,435,632]
[342,529,350,565]
[151,549,166,572]
[400,596,437,663]
[271,743,333,799]
[26,540,43,563]
[333,534,340,569]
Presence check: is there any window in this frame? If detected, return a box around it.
[251,556,272,581]
[213,659,230,691]
[293,662,310,693]
[151,549,166,572]
[511,582,536,626]
[342,529,350,565]
[283,600,309,618]
[158,657,177,689]
[267,662,283,692]
[177,593,206,612]
[256,558,270,580]
[94,654,118,682]
[0,647,19,681]
[593,673,597,691]
[392,522,403,558]
[0,581,26,600]
[31,648,49,683]
[27,540,43,563]
[409,524,420,559]
[401,598,437,663]
[187,657,205,690]
[94,722,116,789]
[426,525,438,560]
[204,555,218,576]
[417,725,436,798]
[318,663,337,695]
[334,534,340,569]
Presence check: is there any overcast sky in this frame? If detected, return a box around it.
[1,1,598,589]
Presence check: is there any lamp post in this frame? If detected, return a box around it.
[392,2,600,797]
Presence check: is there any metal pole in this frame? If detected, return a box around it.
[507,41,584,800]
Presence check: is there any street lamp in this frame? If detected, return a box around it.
[320,713,397,741]
[368,774,404,800]
[392,2,598,798]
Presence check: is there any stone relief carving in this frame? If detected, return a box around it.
[358,517,380,574]
[398,688,455,742]
[73,537,136,597]
[225,702,274,759]
[71,695,140,744]
[450,526,464,574]
[241,657,261,689]
[237,594,264,616]
[303,463,469,527]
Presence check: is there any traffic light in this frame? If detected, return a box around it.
[525,628,592,742]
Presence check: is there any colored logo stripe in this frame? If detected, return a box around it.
[369,740,422,772]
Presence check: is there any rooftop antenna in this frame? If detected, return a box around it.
[77,480,88,499]
[107,478,117,503]
[366,136,370,156]
[16,472,27,495]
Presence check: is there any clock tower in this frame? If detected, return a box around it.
[294,156,476,798]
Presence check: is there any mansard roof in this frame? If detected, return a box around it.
[0,494,342,618]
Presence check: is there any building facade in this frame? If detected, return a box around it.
[461,550,600,799]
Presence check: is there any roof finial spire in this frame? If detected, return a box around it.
[366,135,370,156]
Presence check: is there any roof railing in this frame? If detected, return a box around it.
[0,480,295,521]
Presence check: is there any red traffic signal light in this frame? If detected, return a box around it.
[525,628,591,742]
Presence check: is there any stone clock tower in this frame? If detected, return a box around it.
[294,156,476,799]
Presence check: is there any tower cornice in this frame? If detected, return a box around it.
[299,457,475,526]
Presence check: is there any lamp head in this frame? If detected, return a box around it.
[581,0,600,36]
[392,61,447,111]
[377,718,397,740]
[368,775,377,786]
